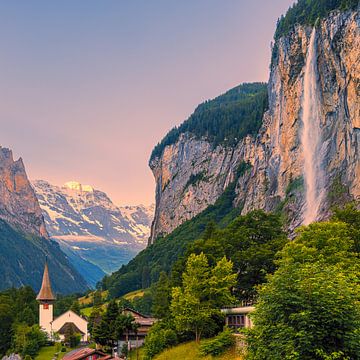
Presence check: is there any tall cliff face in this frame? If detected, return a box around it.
[150,10,360,241]
[0,147,48,237]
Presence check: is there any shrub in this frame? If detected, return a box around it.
[144,323,178,359]
[61,347,66,352]
[199,328,235,356]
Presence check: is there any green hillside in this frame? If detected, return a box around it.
[101,162,255,298]
[0,220,88,294]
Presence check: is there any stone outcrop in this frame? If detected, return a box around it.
[0,147,48,237]
[149,10,360,242]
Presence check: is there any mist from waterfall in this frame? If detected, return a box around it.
[301,28,325,225]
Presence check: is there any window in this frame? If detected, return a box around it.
[43,304,49,310]
[227,314,246,328]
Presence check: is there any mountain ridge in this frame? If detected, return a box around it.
[32,179,154,285]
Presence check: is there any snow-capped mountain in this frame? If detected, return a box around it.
[32,180,154,286]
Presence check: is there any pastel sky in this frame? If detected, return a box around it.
[0,0,294,205]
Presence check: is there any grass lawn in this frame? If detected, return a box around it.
[129,341,243,360]
[123,289,145,301]
[80,306,93,317]
[78,290,108,306]
[35,345,70,360]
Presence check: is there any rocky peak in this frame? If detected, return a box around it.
[0,147,48,238]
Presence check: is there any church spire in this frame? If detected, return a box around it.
[36,260,56,301]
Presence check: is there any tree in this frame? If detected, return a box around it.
[171,253,236,342]
[0,299,14,357]
[92,300,119,347]
[246,221,360,360]
[70,300,81,315]
[114,313,139,344]
[152,272,171,319]
[12,324,47,358]
[93,290,103,307]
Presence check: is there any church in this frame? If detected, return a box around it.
[36,262,89,342]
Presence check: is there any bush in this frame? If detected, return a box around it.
[144,323,178,359]
[61,347,67,352]
[199,328,235,356]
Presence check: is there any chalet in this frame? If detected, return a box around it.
[117,308,156,350]
[221,305,255,330]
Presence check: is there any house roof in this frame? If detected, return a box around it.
[36,261,56,301]
[58,322,85,335]
[221,306,255,315]
[62,347,106,360]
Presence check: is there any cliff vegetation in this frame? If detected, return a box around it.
[150,83,268,162]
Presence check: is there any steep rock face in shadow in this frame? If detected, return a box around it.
[150,10,360,241]
[0,147,88,293]
[0,147,48,237]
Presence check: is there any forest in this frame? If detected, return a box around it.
[275,0,359,40]
[150,83,268,162]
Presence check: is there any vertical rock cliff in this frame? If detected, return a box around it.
[150,9,360,241]
[0,147,48,237]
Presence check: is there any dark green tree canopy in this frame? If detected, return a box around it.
[150,82,268,162]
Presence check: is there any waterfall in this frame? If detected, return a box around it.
[301,28,325,225]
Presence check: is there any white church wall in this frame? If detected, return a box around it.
[51,310,88,342]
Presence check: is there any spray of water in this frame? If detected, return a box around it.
[301,28,325,225]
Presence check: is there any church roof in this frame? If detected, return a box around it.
[36,261,56,301]
[58,322,85,335]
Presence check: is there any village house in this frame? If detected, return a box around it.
[221,305,255,330]
[36,262,89,342]
[62,347,123,360]
[117,308,156,350]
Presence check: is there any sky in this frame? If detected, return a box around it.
[0,0,294,205]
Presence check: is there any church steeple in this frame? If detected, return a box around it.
[37,261,56,301]
[37,260,55,337]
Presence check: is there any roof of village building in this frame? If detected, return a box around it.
[36,261,56,301]
[58,322,85,335]
[62,348,123,360]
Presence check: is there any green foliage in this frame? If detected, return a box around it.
[199,328,234,356]
[274,0,359,40]
[332,203,360,252]
[12,324,47,358]
[54,294,79,318]
[150,83,268,162]
[151,272,171,319]
[171,254,236,342]
[246,220,360,360]
[103,162,251,298]
[144,321,178,360]
[188,210,288,300]
[91,301,138,347]
[0,286,39,357]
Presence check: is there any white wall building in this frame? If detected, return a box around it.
[36,262,88,342]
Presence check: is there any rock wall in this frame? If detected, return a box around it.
[150,10,360,241]
[0,147,48,237]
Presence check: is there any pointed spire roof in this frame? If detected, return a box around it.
[36,261,56,301]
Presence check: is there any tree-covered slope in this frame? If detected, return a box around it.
[150,82,268,162]
[102,163,252,298]
[275,0,359,40]
[0,220,88,294]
